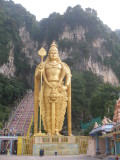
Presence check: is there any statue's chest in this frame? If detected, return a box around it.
[46,67,61,75]
[45,63,62,80]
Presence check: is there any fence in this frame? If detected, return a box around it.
[80,117,102,129]
[17,136,34,155]
[76,136,90,154]
[17,136,90,155]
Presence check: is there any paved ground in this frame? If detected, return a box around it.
[0,155,108,160]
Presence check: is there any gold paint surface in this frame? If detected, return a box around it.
[34,42,72,136]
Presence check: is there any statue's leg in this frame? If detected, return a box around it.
[55,101,59,134]
[44,97,51,134]
[59,99,67,131]
[55,96,67,134]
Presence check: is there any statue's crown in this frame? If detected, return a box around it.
[49,41,58,53]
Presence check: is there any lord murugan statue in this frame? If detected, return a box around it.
[34,41,72,136]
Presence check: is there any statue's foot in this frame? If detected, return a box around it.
[47,132,51,136]
[55,131,62,136]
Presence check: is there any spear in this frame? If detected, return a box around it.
[38,47,46,133]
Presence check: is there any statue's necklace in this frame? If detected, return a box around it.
[48,62,59,76]
[48,62,58,67]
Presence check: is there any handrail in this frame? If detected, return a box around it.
[26,115,33,137]
[14,94,30,129]
[7,94,28,129]
[22,94,34,131]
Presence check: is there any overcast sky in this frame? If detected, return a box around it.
[12,0,120,31]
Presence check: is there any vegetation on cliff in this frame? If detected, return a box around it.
[0,0,38,82]
[0,1,120,81]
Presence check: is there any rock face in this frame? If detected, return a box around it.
[85,57,119,86]
[0,43,15,77]
[58,26,119,86]
[59,25,86,41]
[0,24,119,86]
[19,26,40,66]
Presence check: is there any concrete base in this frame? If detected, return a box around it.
[33,143,79,155]
[33,136,79,156]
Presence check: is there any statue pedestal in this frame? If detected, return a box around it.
[33,136,79,156]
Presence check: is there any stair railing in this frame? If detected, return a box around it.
[22,96,34,131]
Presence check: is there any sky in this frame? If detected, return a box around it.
[12,0,120,31]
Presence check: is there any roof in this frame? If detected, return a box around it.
[89,123,113,136]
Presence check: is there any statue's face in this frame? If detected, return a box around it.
[49,50,58,61]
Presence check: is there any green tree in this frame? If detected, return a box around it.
[90,84,119,119]
[71,72,86,125]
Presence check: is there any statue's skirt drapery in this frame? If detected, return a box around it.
[39,82,67,135]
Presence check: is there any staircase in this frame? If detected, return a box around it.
[8,92,34,135]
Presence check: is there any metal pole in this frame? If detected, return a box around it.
[10,140,13,155]
[114,139,117,155]
[105,137,110,155]
[0,140,1,154]
[39,71,42,133]
[96,135,100,155]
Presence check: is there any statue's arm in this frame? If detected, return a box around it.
[35,63,53,88]
[63,63,71,88]
[34,63,43,134]
[65,72,71,87]
[63,63,72,136]
[35,63,44,79]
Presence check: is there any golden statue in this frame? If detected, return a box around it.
[34,42,72,136]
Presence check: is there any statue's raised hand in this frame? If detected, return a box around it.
[37,63,44,72]
[35,63,44,79]
[62,86,67,90]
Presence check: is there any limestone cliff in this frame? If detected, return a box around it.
[19,26,39,66]
[15,25,120,86]
[0,13,119,85]
[59,25,86,41]
[0,26,40,78]
[85,57,119,86]
[57,26,119,86]
[0,24,119,86]
[0,42,15,77]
